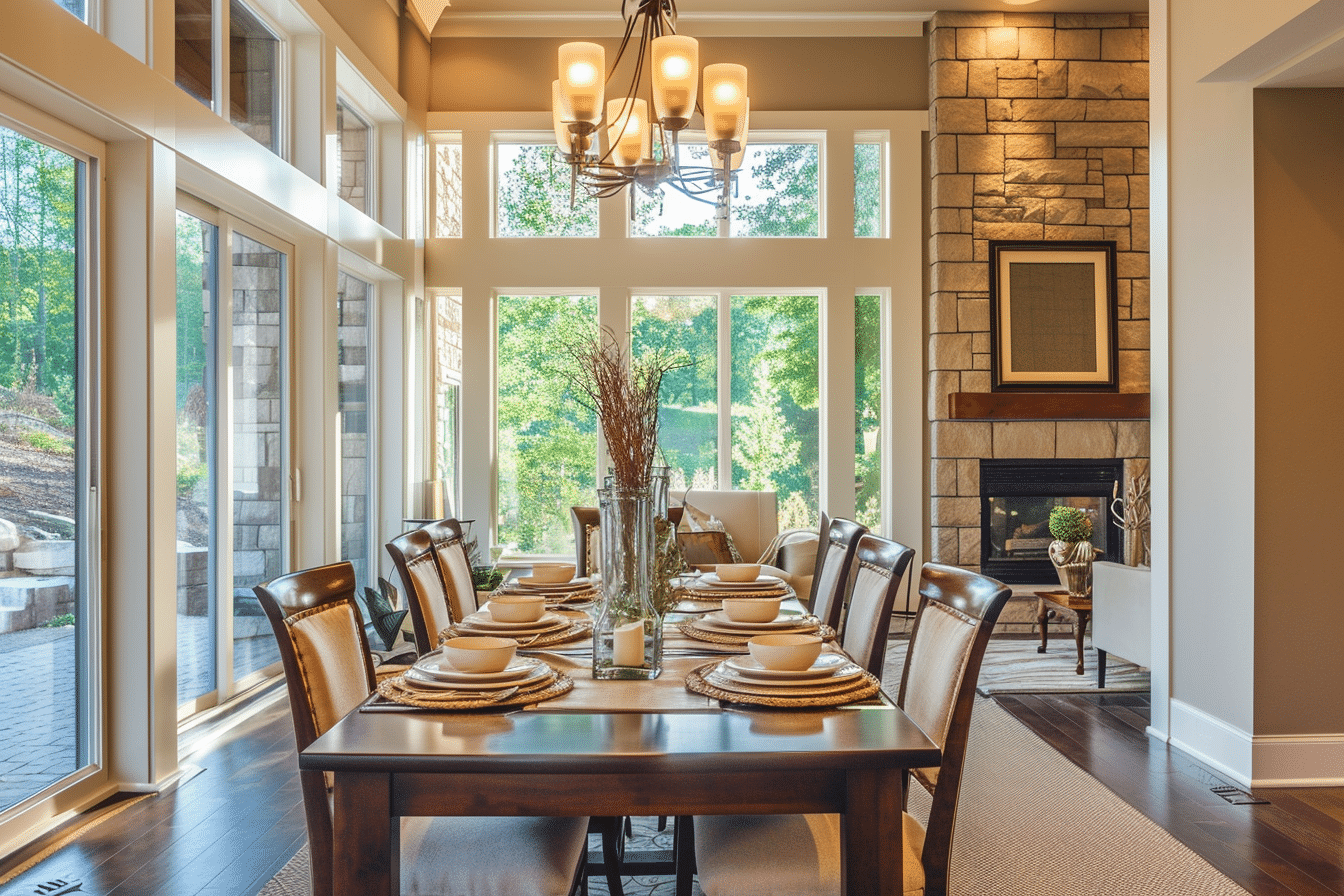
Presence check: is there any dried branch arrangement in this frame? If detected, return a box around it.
[1110,465,1152,567]
[566,327,689,490]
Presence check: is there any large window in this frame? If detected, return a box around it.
[494,141,597,238]
[0,121,93,811]
[855,294,882,529]
[495,294,597,553]
[337,271,372,590]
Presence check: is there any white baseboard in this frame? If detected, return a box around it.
[1168,698,1344,788]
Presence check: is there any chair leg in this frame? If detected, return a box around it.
[595,815,626,896]
[672,815,696,896]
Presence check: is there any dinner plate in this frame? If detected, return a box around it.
[704,666,869,697]
[402,663,552,691]
[508,578,592,592]
[723,653,860,682]
[457,610,570,635]
[411,654,544,683]
[697,573,785,589]
[697,611,818,633]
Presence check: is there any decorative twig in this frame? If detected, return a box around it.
[1110,468,1151,567]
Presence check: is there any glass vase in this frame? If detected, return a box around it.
[593,485,662,679]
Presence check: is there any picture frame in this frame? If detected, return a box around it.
[988,240,1119,392]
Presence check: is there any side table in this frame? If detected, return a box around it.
[1034,590,1092,675]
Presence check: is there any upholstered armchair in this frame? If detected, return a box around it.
[671,489,819,593]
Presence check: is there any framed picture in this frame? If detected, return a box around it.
[989,240,1118,392]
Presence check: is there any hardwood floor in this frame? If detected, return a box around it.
[997,692,1344,896]
[3,687,1342,896]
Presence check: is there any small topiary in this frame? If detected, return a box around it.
[1048,506,1093,543]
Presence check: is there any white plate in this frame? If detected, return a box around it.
[698,573,785,589]
[412,654,544,683]
[402,663,551,691]
[458,610,569,634]
[723,653,861,682]
[705,666,868,697]
[509,578,591,592]
[697,611,817,632]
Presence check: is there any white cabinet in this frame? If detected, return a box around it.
[1092,561,1151,678]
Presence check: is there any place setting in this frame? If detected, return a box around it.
[374,636,574,710]
[684,634,882,708]
[677,593,833,646]
[494,562,601,609]
[443,588,594,648]
[679,563,792,603]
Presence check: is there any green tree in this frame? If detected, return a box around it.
[732,361,800,493]
[496,144,598,237]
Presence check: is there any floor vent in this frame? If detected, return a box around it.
[1211,785,1269,805]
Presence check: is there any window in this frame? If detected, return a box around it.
[432,294,462,515]
[0,120,95,811]
[433,136,463,238]
[495,294,597,552]
[175,0,213,107]
[854,136,885,238]
[229,0,282,154]
[854,294,881,529]
[336,100,372,215]
[337,271,372,590]
[494,141,598,238]
[52,0,88,22]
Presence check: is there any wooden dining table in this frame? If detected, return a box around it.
[299,601,941,896]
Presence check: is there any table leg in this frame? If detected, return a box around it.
[1036,598,1052,654]
[1097,648,1108,689]
[842,767,903,895]
[333,771,396,896]
[1073,608,1091,675]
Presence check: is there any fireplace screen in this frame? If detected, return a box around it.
[980,459,1122,584]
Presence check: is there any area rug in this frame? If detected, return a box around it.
[884,633,1150,696]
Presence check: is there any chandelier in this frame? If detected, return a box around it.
[551,0,750,219]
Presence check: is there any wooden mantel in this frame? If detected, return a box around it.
[948,392,1150,420]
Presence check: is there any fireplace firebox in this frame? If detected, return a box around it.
[980,459,1123,584]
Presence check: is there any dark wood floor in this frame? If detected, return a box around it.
[3,688,1342,896]
[998,692,1344,896]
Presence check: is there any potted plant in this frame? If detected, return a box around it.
[1047,505,1095,598]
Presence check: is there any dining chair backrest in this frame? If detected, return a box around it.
[838,534,916,677]
[254,561,373,896]
[571,506,600,577]
[422,518,479,623]
[897,562,1012,896]
[386,527,452,654]
[806,516,867,630]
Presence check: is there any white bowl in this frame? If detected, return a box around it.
[442,636,518,673]
[487,594,546,623]
[716,563,761,583]
[721,596,784,623]
[748,634,823,671]
[530,563,576,584]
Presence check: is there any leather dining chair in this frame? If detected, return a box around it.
[837,533,917,677]
[422,517,480,622]
[807,515,867,631]
[386,527,453,654]
[254,561,589,896]
[691,562,1012,896]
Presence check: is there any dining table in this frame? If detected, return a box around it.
[299,590,941,896]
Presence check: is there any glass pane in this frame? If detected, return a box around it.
[731,143,821,237]
[0,125,84,810]
[176,210,217,706]
[231,232,283,678]
[175,0,213,107]
[730,295,819,529]
[433,295,462,513]
[854,142,882,238]
[229,0,280,154]
[495,143,598,237]
[336,101,372,215]
[855,295,882,531]
[496,295,597,552]
[632,137,720,237]
[434,141,463,238]
[631,295,718,490]
[53,0,86,19]
[337,272,372,591]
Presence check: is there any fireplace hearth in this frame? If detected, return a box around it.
[980,459,1123,584]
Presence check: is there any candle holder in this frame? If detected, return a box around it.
[593,485,662,679]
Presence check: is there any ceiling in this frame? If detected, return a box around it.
[431,0,1148,38]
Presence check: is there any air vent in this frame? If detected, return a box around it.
[1211,785,1269,805]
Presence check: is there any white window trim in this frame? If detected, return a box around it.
[220,0,290,160]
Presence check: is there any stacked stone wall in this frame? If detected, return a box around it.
[927,12,1151,583]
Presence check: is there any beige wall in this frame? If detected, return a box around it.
[428,37,929,112]
[316,0,403,90]
[1252,88,1344,735]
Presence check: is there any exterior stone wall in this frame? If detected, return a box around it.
[927,12,1151,593]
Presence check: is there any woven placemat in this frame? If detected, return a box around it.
[374,669,573,710]
[440,620,593,648]
[678,586,792,603]
[684,661,881,708]
[676,619,833,646]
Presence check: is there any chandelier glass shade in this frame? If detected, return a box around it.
[551,0,750,218]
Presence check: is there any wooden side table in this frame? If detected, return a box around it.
[1034,590,1092,675]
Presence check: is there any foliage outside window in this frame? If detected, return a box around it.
[854,140,883,238]
[495,143,598,238]
[855,294,882,530]
[433,294,462,514]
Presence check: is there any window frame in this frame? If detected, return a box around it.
[335,96,375,217]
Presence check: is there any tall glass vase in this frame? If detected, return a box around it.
[593,485,662,679]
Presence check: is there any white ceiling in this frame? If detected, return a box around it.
[432,0,1148,38]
